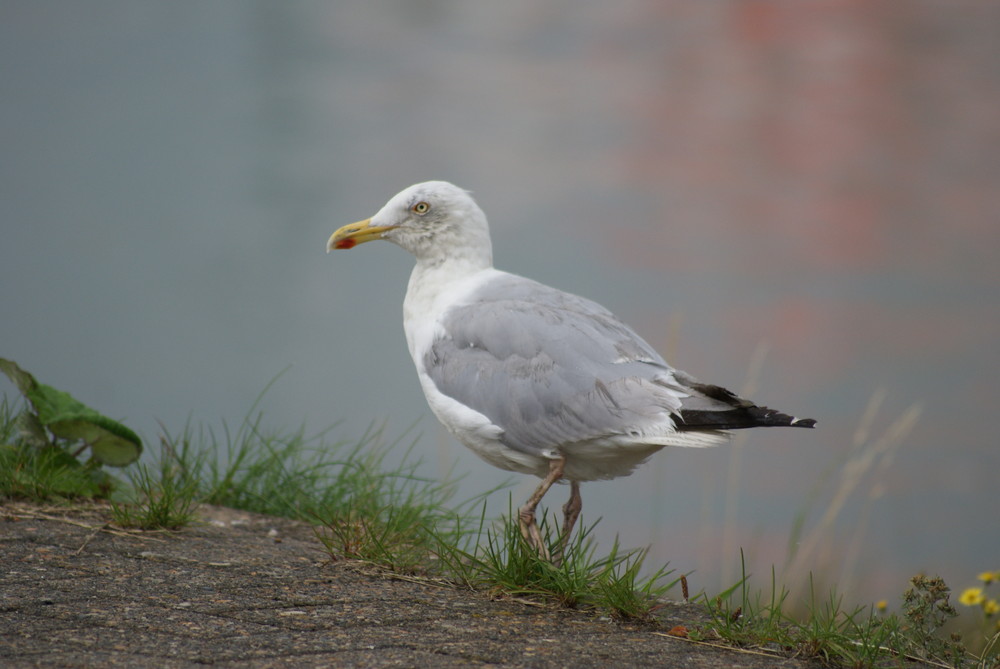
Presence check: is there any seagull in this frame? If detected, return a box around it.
[328,181,815,562]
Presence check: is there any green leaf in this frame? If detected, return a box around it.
[47,416,142,467]
[0,357,142,466]
[0,357,37,396]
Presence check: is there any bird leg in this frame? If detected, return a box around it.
[518,457,565,561]
[554,481,582,566]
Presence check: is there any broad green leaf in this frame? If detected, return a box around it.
[47,415,142,467]
[0,357,142,466]
[0,357,36,396]
[28,382,100,426]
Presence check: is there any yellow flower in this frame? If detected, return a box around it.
[959,588,985,606]
[978,571,998,584]
[875,600,888,612]
[984,599,1000,616]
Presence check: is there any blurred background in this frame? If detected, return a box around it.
[2,1,998,607]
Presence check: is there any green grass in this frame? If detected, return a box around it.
[700,566,887,665]
[1,397,119,501]
[428,501,681,618]
[3,391,998,667]
[0,442,111,501]
[696,559,1000,668]
[110,444,201,529]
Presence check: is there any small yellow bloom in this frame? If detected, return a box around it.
[959,588,985,606]
[978,571,998,584]
[984,599,1000,616]
[875,600,888,612]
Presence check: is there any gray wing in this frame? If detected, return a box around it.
[423,274,692,456]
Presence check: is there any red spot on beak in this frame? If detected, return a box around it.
[334,238,357,250]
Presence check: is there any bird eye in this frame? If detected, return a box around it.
[412,201,430,214]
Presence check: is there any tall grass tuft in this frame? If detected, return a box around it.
[417,500,683,620]
[111,437,201,529]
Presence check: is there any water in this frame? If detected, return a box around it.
[2,1,997,607]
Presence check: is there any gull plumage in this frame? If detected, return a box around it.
[328,181,815,561]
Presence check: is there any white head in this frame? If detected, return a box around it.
[328,181,493,269]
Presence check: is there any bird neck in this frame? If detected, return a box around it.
[406,255,492,306]
[402,259,495,357]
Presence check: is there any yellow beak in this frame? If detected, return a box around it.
[327,218,398,251]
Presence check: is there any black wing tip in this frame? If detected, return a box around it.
[678,407,816,431]
[674,375,817,430]
[737,407,818,429]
